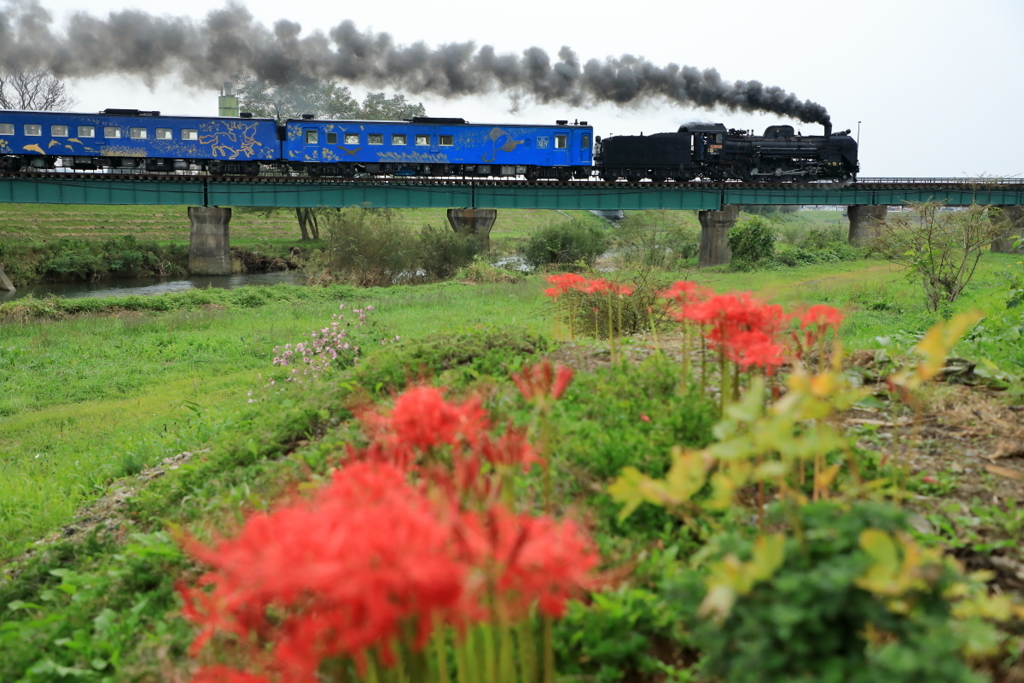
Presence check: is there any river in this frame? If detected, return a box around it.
[1,270,309,303]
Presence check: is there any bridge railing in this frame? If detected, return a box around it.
[855,177,1023,185]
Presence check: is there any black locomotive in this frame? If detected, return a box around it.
[595,123,858,182]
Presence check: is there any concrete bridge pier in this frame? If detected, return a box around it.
[991,205,1024,254]
[847,205,888,245]
[698,204,738,268]
[447,208,497,253]
[188,207,232,275]
[0,265,15,292]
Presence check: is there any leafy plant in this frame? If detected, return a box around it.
[522,220,610,269]
[872,203,1005,312]
[415,224,481,281]
[727,216,778,271]
[323,207,415,286]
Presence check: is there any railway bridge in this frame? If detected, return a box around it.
[1,174,1022,275]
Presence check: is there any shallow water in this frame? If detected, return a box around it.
[1,270,308,302]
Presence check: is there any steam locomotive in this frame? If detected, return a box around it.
[0,107,857,182]
[595,123,858,182]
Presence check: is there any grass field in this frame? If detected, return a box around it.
[2,206,1022,682]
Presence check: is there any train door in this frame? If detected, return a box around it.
[302,127,320,161]
[552,130,570,167]
[579,131,592,166]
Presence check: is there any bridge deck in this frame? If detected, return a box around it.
[1,174,1021,209]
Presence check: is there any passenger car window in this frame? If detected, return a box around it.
[51,125,69,137]
[182,129,198,141]
[438,135,453,146]
[326,132,338,144]
[305,130,318,144]
[368,134,383,145]
[415,134,429,146]
[78,126,95,138]
[104,127,121,139]
[0,123,14,135]
[156,128,172,140]
[392,134,407,145]
[344,133,359,145]
[554,135,567,149]
[130,127,147,139]
[581,135,591,148]
[25,124,42,136]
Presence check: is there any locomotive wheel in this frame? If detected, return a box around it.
[525,168,539,181]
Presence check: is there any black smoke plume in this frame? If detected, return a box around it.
[0,0,831,124]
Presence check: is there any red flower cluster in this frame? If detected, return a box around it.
[544,272,586,298]
[545,273,633,298]
[180,378,595,683]
[352,385,542,504]
[659,281,844,375]
[181,461,596,683]
[511,359,574,403]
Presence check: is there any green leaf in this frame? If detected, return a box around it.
[607,466,651,520]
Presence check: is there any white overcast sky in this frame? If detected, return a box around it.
[30,0,1024,177]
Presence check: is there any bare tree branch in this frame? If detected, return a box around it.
[0,67,77,110]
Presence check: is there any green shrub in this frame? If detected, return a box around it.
[323,207,415,286]
[0,236,190,285]
[455,256,525,284]
[415,225,480,281]
[555,584,692,683]
[728,216,778,270]
[666,501,986,683]
[352,325,549,394]
[522,220,610,269]
[553,354,717,541]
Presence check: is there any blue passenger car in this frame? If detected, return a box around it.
[0,109,279,175]
[281,117,593,179]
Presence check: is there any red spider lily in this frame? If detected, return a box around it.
[456,505,598,621]
[611,282,634,297]
[480,423,543,471]
[725,329,786,373]
[692,292,788,352]
[800,304,844,331]
[350,386,543,506]
[511,359,574,403]
[659,280,712,321]
[360,385,491,453]
[180,462,468,682]
[796,304,844,364]
[573,277,608,295]
[545,272,587,294]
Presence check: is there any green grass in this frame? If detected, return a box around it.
[0,204,608,253]
[0,279,551,559]
[1,248,1022,681]
[4,253,1020,560]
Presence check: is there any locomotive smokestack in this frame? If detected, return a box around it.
[824,122,832,138]
[0,0,831,124]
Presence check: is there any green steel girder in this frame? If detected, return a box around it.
[0,178,206,205]
[1,177,1023,210]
